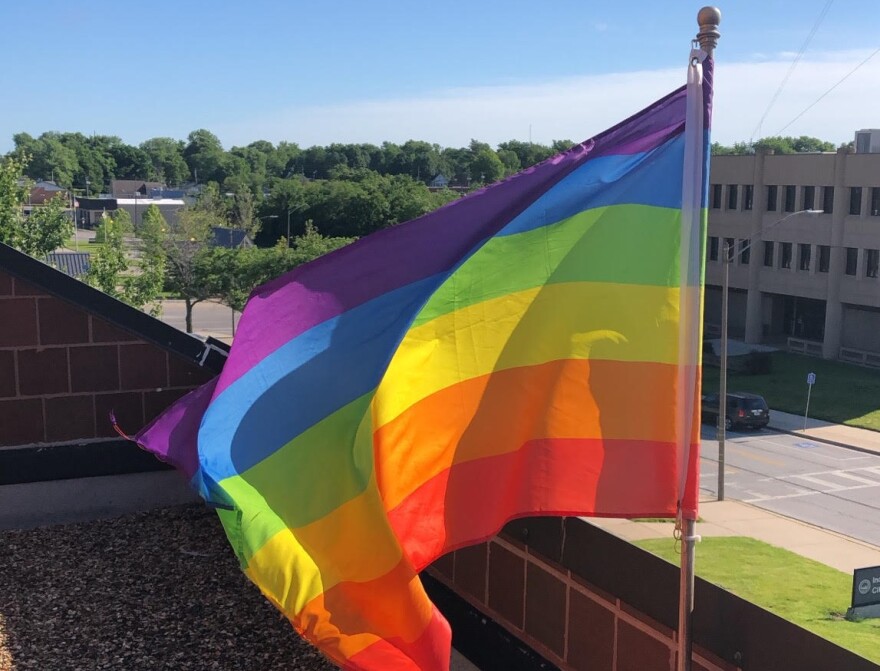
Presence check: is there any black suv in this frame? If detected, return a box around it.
[701,392,770,430]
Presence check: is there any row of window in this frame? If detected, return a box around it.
[707,236,880,278]
[710,184,880,216]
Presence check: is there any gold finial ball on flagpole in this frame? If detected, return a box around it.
[697,6,721,52]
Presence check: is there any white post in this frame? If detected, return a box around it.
[677,8,721,671]
[718,243,729,501]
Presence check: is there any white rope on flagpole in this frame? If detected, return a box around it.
[677,46,706,516]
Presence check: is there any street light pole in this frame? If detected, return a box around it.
[718,241,730,500]
[716,208,822,501]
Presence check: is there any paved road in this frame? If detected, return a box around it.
[161,299,239,339]
[700,424,880,547]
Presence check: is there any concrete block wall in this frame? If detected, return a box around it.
[0,270,214,447]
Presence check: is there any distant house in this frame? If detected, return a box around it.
[116,198,185,227]
[428,174,450,189]
[110,180,165,198]
[211,227,253,249]
[28,181,68,205]
[75,196,185,228]
[74,197,116,229]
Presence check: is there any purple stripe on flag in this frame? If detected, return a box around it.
[136,378,217,480]
[703,57,714,130]
[218,85,689,396]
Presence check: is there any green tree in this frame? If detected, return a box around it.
[497,140,555,169]
[20,194,72,257]
[551,139,575,153]
[140,137,189,185]
[85,214,129,297]
[290,220,355,266]
[469,144,505,185]
[18,133,78,186]
[184,129,228,184]
[0,154,29,248]
[712,136,837,156]
[496,148,521,176]
[390,140,443,182]
[109,144,152,180]
[228,190,260,238]
[84,211,162,314]
[162,194,226,332]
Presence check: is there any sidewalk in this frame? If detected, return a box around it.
[768,408,880,456]
[590,496,880,574]
[592,410,880,574]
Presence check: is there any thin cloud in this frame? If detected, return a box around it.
[211,48,880,149]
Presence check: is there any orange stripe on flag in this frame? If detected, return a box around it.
[374,358,687,512]
[290,556,445,667]
[388,437,692,570]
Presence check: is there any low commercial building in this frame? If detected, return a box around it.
[706,134,880,366]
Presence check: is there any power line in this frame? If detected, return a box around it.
[777,46,880,135]
[750,0,835,142]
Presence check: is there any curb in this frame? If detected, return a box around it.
[767,424,880,456]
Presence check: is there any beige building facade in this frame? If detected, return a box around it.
[706,147,880,366]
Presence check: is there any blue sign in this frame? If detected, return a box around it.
[807,372,817,385]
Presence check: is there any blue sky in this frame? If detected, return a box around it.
[1,1,878,151]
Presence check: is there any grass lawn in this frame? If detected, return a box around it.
[703,351,880,432]
[637,536,880,663]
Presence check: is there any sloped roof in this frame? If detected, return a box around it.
[0,243,228,373]
[110,180,165,197]
[211,227,253,248]
[45,252,90,278]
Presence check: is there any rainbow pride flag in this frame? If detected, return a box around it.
[138,60,712,670]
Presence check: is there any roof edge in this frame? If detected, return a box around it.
[0,243,228,373]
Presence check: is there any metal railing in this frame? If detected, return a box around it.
[840,346,880,369]
[786,336,823,357]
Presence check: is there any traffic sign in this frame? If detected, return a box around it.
[807,372,816,385]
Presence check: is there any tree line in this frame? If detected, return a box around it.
[9,129,574,196]
[711,135,845,156]
[1,131,843,333]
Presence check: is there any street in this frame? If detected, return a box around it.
[160,299,239,341]
[700,425,880,547]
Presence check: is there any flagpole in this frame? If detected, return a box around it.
[677,8,720,671]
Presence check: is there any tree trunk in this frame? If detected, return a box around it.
[185,298,194,333]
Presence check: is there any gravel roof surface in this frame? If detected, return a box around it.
[0,504,337,671]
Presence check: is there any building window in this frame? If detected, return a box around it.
[711,184,722,209]
[783,185,796,212]
[767,185,778,211]
[867,249,880,278]
[802,186,815,211]
[845,247,858,275]
[872,188,880,216]
[743,185,754,211]
[708,236,719,261]
[850,187,862,215]
[763,241,774,267]
[727,184,738,210]
[818,245,830,272]
[740,239,750,265]
[822,186,834,214]
[780,242,793,269]
[798,243,811,271]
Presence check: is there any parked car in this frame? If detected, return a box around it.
[701,392,770,430]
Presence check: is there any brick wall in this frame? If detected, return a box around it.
[0,271,214,448]
[430,535,736,671]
